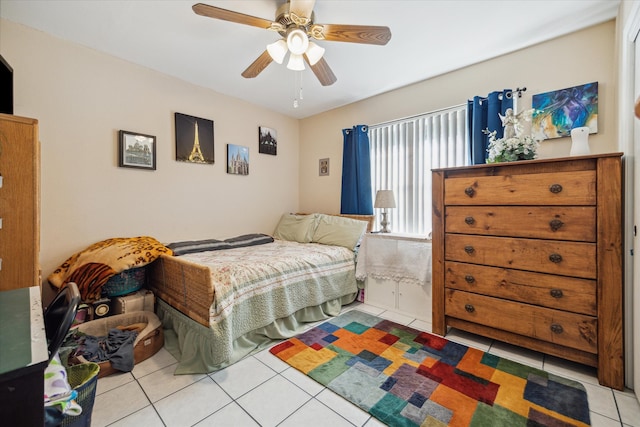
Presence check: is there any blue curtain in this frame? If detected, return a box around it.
[468,89,513,164]
[340,125,373,215]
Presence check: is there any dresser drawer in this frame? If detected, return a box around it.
[445,234,596,279]
[445,289,597,354]
[445,206,595,241]
[444,170,596,206]
[444,261,596,315]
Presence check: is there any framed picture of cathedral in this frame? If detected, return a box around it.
[174,112,214,164]
[258,126,277,155]
[227,144,249,175]
[118,130,156,170]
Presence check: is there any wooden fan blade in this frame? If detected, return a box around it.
[241,50,274,78]
[304,55,337,86]
[317,24,391,45]
[193,3,274,29]
[289,0,316,20]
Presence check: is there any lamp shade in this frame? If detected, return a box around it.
[266,39,288,64]
[286,28,309,55]
[374,190,396,209]
[287,53,305,71]
[305,41,325,65]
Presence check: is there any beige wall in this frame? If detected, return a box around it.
[299,21,617,214]
[0,19,617,281]
[0,19,300,278]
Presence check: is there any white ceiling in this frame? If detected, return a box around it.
[0,0,620,119]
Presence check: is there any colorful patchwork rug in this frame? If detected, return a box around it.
[270,310,590,427]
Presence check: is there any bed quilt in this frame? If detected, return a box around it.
[160,240,358,372]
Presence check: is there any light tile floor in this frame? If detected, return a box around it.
[91,302,640,426]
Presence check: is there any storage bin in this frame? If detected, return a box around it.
[112,289,155,314]
[61,363,100,427]
[70,311,163,378]
[101,266,146,297]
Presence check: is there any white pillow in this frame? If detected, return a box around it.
[272,213,319,243]
[312,214,368,250]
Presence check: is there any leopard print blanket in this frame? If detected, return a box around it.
[48,236,173,302]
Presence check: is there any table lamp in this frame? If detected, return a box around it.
[374,190,396,233]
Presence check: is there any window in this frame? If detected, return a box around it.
[369,105,468,235]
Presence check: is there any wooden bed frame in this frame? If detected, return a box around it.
[148,213,374,327]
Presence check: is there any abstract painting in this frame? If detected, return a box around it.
[531,82,598,140]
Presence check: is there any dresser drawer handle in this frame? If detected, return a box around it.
[549,184,563,194]
[464,246,475,254]
[549,219,564,232]
[464,275,475,284]
[464,304,475,313]
[550,289,564,298]
[464,216,475,225]
[549,253,563,263]
[464,187,475,197]
[550,324,564,334]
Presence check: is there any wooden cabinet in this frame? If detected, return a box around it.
[432,153,624,390]
[0,114,40,290]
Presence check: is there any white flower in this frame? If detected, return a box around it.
[483,109,540,163]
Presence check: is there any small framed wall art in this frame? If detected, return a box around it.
[175,112,215,164]
[227,144,249,175]
[319,158,329,176]
[118,130,156,170]
[258,126,277,155]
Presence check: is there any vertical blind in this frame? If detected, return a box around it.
[368,105,468,235]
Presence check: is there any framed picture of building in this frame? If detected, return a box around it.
[118,130,156,170]
[258,126,277,155]
[227,144,249,175]
[175,112,214,164]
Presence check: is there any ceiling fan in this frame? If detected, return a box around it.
[192,1,392,86]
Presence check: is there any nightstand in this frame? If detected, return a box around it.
[356,233,432,321]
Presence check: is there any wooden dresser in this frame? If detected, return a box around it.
[0,114,40,291]
[431,153,624,390]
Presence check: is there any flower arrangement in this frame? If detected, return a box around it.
[483,108,540,163]
[484,130,540,163]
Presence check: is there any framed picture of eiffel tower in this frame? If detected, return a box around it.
[174,112,214,164]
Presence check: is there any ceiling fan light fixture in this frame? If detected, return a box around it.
[287,53,305,71]
[286,28,309,55]
[305,41,325,65]
[266,39,288,64]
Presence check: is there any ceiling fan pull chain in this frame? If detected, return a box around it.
[293,71,303,108]
[300,72,304,100]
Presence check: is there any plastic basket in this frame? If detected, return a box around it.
[102,266,146,297]
[61,363,100,427]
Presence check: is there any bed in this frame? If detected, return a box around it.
[148,213,374,374]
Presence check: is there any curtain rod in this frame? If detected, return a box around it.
[369,86,526,130]
[369,103,466,130]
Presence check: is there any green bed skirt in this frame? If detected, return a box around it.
[156,293,358,374]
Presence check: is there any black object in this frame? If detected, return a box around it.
[44,282,81,362]
[0,54,13,114]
